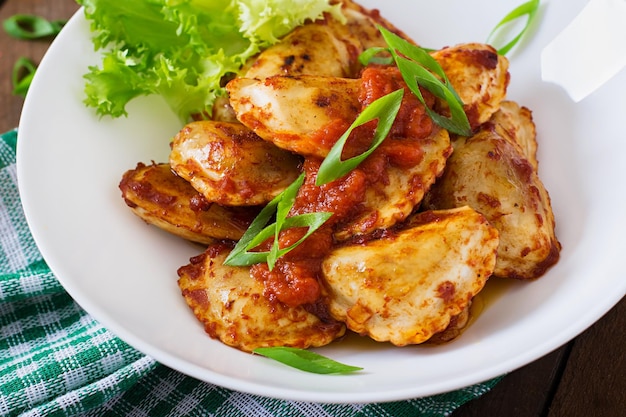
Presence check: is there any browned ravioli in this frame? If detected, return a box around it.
[322,206,499,346]
[423,104,560,280]
[177,244,346,353]
[119,162,258,244]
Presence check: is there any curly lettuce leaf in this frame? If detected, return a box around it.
[236,0,343,44]
[77,0,342,122]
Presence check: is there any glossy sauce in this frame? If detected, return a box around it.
[251,66,436,307]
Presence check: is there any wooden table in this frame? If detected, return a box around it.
[2,1,624,416]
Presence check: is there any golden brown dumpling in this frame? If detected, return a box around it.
[169,120,301,206]
[322,206,498,346]
[431,43,510,129]
[227,75,361,158]
[422,125,560,279]
[119,162,258,243]
[178,244,346,352]
[335,127,452,240]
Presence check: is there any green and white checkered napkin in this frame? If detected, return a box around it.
[0,129,501,416]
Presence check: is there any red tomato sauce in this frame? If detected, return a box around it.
[250,66,435,307]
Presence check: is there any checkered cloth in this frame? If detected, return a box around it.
[0,129,501,416]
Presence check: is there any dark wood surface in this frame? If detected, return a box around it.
[2,1,624,416]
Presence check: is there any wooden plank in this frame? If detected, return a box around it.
[547,296,626,417]
[0,0,80,132]
[455,296,626,416]
[452,346,569,416]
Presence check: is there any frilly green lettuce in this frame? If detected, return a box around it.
[77,0,343,123]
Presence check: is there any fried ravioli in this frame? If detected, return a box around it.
[178,244,345,352]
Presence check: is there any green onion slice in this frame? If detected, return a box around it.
[357,46,393,66]
[224,174,332,270]
[253,347,363,374]
[487,0,541,56]
[11,57,37,97]
[3,14,65,39]
[374,26,472,137]
[316,89,404,186]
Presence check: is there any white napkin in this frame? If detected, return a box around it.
[541,0,626,102]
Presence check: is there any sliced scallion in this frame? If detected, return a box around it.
[11,57,37,97]
[223,174,332,270]
[3,14,65,39]
[487,0,541,56]
[375,26,472,137]
[253,347,363,374]
[315,89,404,186]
